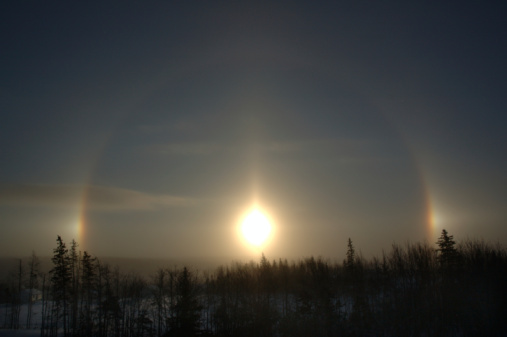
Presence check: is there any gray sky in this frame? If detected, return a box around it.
[1,1,506,261]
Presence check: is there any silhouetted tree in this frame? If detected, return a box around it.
[344,238,355,273]
[40,273,49,336]
[436,229,459,270]
[457,239,507,335]
[1,232,503,337]
[79,251,97,337]
[96,263,121,337]
[50,236,72,336]
[69,239,80,334]
[26,251,39,329]
[435,229,462,336]
[253,254,278,336]
[168,267,202,337]
[151,268,169,336]
[7,259,23,330]
[120,272,148,336]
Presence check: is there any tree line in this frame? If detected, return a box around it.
[1,230,506,336]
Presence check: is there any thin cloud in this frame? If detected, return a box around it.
[85,185,191,211]
[138,117,218,136]
[147,142,224,156]
[0,183,80,207]
[263,139,383,162]
[145,138,380,163]
[0,183,192,211]
[264,139,368,153]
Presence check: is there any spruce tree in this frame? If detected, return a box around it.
[69,240,79,334]
[50,236,71,336]
[436,229,458,269]
[345,238,355,273]
[80,251,97,336]
[169,267,202,337]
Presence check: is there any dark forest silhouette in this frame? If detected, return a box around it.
[1,230,506,336]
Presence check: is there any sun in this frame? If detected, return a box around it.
[241,209,272,246]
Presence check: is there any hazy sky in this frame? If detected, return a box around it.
[1,2,506,261]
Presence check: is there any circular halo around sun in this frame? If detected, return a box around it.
[240,209,272,246]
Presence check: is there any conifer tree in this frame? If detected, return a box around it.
[345,238,355,273]
[80,251,97,336]
[436,229,458,269]
[435,229,462,332]
[50,236,71,336]
[169,267,202,337]
[69,240,79,334]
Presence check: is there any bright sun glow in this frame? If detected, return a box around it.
[241,209,272,246]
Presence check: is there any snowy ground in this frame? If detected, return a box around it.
[0,301,44,336]
[0,330,40,336]
[0,302,43,330]
[0,294,355,336]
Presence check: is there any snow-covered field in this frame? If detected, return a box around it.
[0,301,43,330]
[0,330,40,336]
